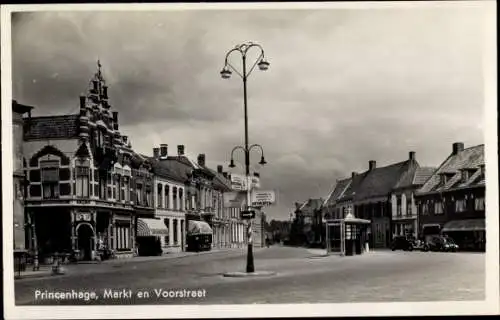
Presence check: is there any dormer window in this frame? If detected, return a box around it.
[461,170,469,183]
[480,165,485,179]
[439,172,455,186]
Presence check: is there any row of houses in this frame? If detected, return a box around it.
[294,144,485,251]
[12,63,263,262]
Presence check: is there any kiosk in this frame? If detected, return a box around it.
[325,212,370,256]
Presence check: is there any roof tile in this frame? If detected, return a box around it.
[418,144,484,194]
[24,115,79,140]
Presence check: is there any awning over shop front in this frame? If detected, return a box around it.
[188,220,213,235]
[441,219,485,232]
[137,218,168,237]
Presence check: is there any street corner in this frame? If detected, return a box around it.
[222,270,278,278]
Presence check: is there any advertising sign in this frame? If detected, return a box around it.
[251,190,276,207]
[230,174,260,191]
[223,191,247,208]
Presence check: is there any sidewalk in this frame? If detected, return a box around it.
[14,247,250,281]
[14,266,53,280]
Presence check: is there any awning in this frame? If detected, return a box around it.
[137,218,168,237]
[441,219,485,232]
[344,212,371,224]
[188,220,213,235]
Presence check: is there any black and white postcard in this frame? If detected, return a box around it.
[1,1,498,319]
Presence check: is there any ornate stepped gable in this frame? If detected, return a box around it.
[77,61,134,170]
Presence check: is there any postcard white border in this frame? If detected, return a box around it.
[2,1,498,319]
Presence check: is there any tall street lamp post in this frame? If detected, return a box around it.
[221,42,270,273]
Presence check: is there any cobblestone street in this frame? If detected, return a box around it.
[14,246,485,305]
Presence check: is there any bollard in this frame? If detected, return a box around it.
[365,242,370,253]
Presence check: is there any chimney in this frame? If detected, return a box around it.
[217,165,223,173]
[369,160,376,171]
[351,172,357,178]
[160,144,168,158]
[112,111,118,123]
[452,142,464,155]
[153,147,160,159]
[222,172,228,178]
[79,96,86,109]
[177,145,185,156]
[254,172,260,178]
[92,80,99,94]
[409,151,416,161]
[197,154,206,166]
[102,85,108,99]
[122,136,128,144]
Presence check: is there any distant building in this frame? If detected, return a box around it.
[324,152,430,248]
[416,143,485,251]
[294,198,324,245]
[390,155,436,238]
[148,144,187,253]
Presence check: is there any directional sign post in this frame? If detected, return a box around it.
[240,210,256,220]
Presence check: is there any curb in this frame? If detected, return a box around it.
[14,248,257,281]
[223,270,277,278]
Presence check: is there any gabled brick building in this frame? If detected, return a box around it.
[324,152,429,248]
[294,198,324,245]
[21,62,143,261]
[415,142,485,250]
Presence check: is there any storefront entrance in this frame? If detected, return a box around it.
[77,223,95,261]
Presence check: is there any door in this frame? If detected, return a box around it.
[77,224,94,260]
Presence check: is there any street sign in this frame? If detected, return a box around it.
[223,191,246,208]
[251,190,276,207]
[230,174,260,191]
[240,210,256,219]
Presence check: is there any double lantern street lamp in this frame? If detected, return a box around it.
[220,42,270,273]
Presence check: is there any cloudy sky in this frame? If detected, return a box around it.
[11,4,489,220]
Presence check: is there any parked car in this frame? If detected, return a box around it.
[425,236,459,252]
[391,236,415,251]
[412,239,429,251]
